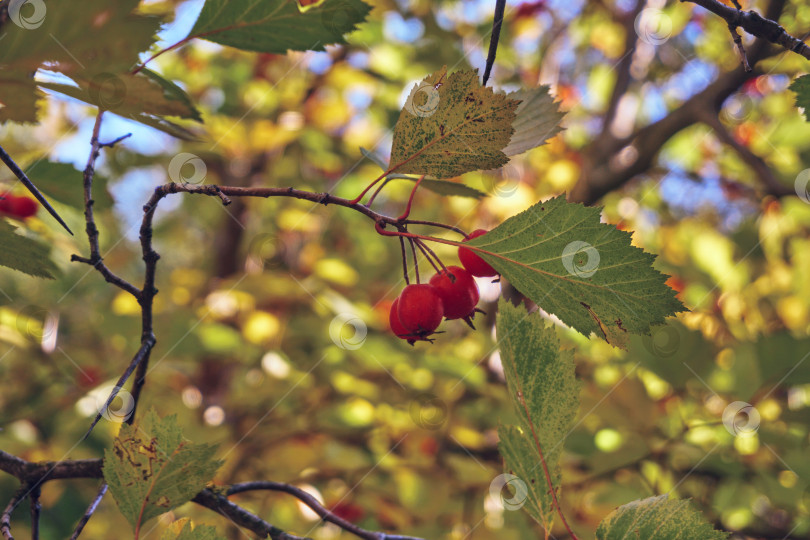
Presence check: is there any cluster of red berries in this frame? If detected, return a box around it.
[0,193,37,219]
[389,229,497,344]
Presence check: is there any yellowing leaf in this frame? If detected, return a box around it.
[103,409,222,532]
[389,68,519,179]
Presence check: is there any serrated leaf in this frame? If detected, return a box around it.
[362,147,486,198]
[0,0,160,75]
[466,196,684,348]
[0,220,59,279]
[496,300,580,529]
[502,86,565,157]
[23,161,113,211]
[389,68,519,179]
[596,495,729,540]
[161,519,225,540]
[790,75,810,121]
[188,0,371,53]
[0,77,42,123]
[39,71,199,120]
[103,409,222,531]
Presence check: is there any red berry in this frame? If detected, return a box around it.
[429,266,479,320]
[8,196,37,218]
[0,193,12,214]
[397,284,444,340]
[458,229,497,277]
[389,298,411,340]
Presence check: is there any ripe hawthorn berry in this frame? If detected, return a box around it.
[0,193,37,219]
[9,196,37,218]
[390,284,444,343]
[458,229,497,277]
[429,266,480,326]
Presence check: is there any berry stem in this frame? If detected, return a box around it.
[397,175,424,221]
[408,238,421,283]
[414,240,441,274]
[415,239,448,273]
[399,236,410,284]
[402,219,468,237]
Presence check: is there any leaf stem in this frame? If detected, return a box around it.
[397,175,424,221]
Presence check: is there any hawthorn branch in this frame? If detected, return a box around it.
[71,111,141,299]
[68,484,107,540]
[1,484,28,540]
[0,452,426,540]
[482,0,506,85]
[682,0,810,60]
[28,486,40,540]
[228,483,426,540]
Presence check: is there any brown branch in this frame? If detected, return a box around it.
[228,482,426,540]
[1,484,28,540]
[682,0,810,60]
[70,111,141,298]
[28,485,40,540]
[68,483,107,540]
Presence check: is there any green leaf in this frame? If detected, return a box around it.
[0,0,160,75]
[103,409,222,531]
[790,75,810,121]
[161,519,225,540]
[389,68,519,179]
[467,196,684,348]
[23,161,113,211]
[0,77,42,124]
[502,86,565,157]
[496,300,580,529]
[0,220,59,279]
[413,177,486,199]
[596,495,729,540]
[39,72,199,120]
[188,0,372,53]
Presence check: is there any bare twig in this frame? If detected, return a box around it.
[71,111,141,298]
[482,0,507,85]
[28,486,40,540]
[1,484,28,540]
[68,483,108,540]
[729,24,753,71]
[0,145,73,234]
[228,482,426,540]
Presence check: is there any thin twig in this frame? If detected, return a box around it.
[227,483,426,540]
[68,483,107,540]
[1,484,28,540]
[482,0,507,85]
[0,145,73,234]
[413,240,441,274]
[72,111,141,298]
[397,175,424,221]
[28,486,40,540]
[728,24,753,71]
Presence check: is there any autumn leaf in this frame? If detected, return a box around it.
[103,409,222,532]
[389,68,520,179]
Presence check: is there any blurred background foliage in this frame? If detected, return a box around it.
[2,0,810,538]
